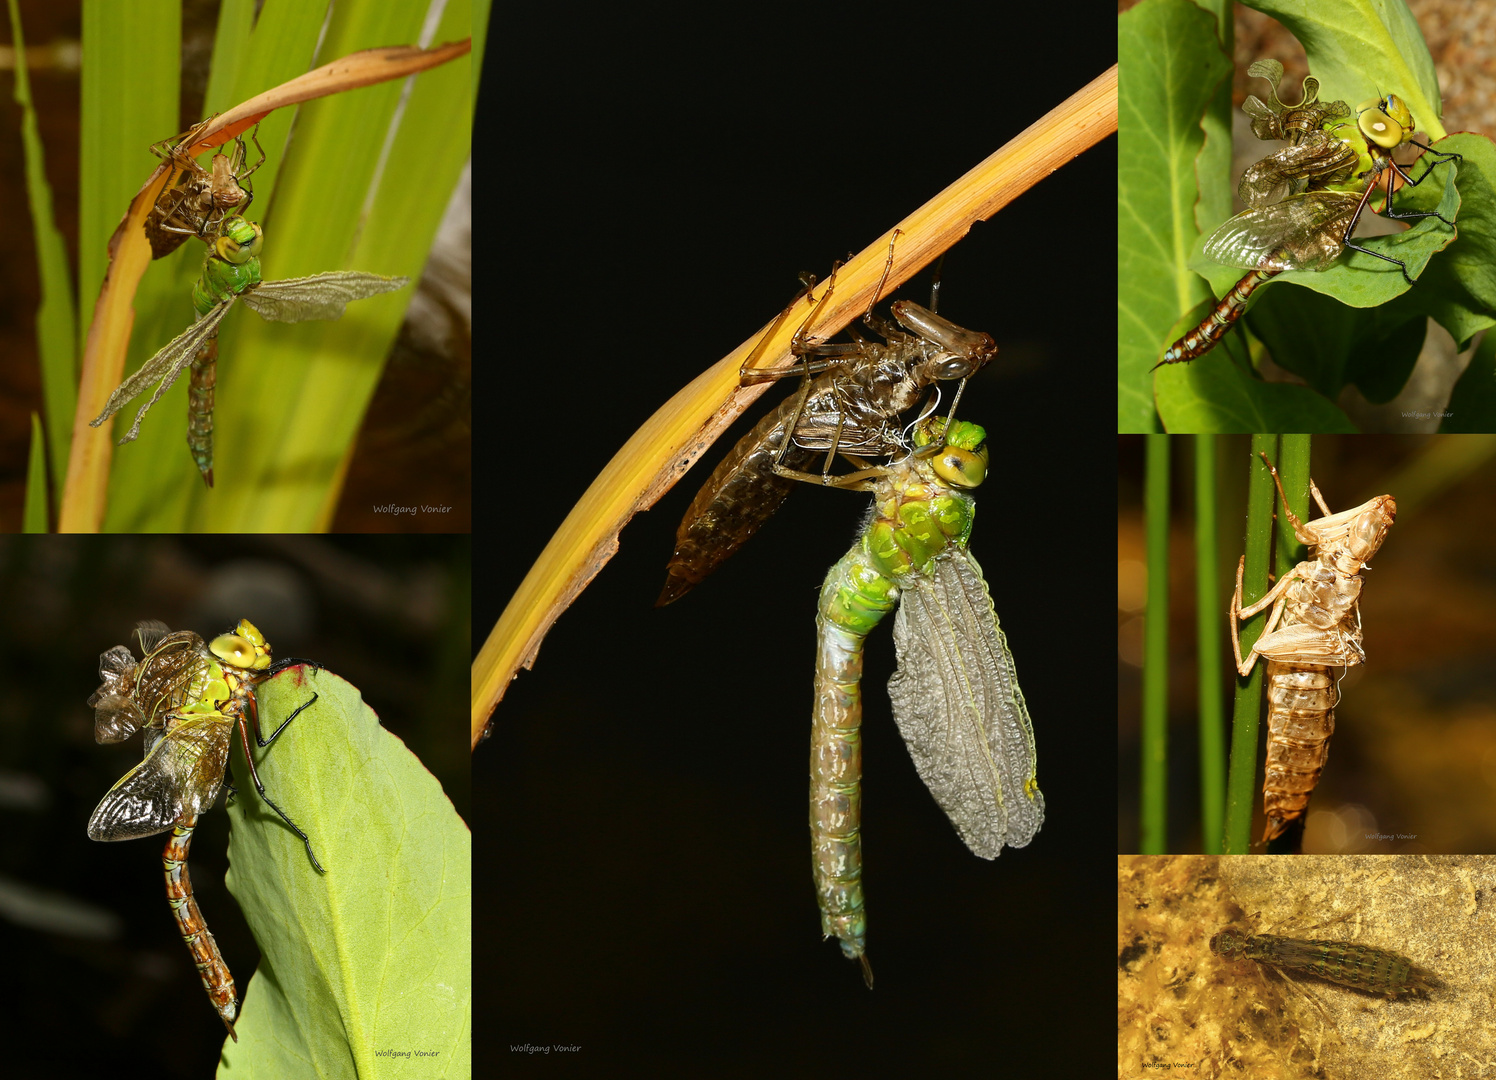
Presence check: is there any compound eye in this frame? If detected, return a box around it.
[209,633,256,667]
[930,444,989,489]
[1357,94,1410,150]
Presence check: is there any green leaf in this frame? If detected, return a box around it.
[1153,346,1359,432]
[1246,0,1447,140]
[1118,0,1233,432]
[222,667,470,1077]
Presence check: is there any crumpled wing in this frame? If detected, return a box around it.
[1237,130,1358,207]
[887,548,1042,858]
[87,714,232,841]
[1202,191,1362,273]
[89,645,146,743]
[239,272,409,323]
[89,299,237,442]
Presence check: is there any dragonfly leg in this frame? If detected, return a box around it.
[1382,152,1460,227]
[236,688,325,872]
[1342,175,1417,285]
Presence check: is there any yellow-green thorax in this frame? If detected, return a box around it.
[176,619,273,718]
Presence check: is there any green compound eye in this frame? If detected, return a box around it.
[1356,93,1413,150]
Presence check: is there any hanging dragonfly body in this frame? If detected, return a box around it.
[813,417,1040,983]
[144,120,263,259]
[1230,455,1396,842]
[88,619,323,1038]
[1157,59,1461,368]
[658,270,996,605]
[90,215,409,486]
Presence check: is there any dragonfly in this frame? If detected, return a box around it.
[812,415,1040,985]
[90,214,409,486]
[88,618,323,1039]
[657,244,997,606]
[144,119,264,259]
[1156,59,1462,368]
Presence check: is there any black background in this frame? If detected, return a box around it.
[477,5,1115,1076]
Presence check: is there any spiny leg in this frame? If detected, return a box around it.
[234,687,324,872]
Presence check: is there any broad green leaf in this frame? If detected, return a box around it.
[1118,0,1233,432]
[222,667,470,1077]
[1246,0,1446,140]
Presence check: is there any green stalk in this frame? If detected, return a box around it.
[1221,434,1280,852]
[1193,435,1224,851]
[1140,434,1170,852]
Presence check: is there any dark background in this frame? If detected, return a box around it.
[0,535,468,1077]
[477,5,1115,1076]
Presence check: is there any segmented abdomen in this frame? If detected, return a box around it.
[1160,268,1281,365]
[163,817,237,1037]
[187,335,218,488]
[1261,661,1336,841]
[811,550,899,962]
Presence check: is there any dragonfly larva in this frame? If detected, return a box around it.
[1230,453,1396,841]
[1211,927,1440,997]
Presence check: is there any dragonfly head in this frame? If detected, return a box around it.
[1209,928,1248,959]
[210,619,273,671]
[213,215,264,264]
[1356,93,1415,150]
[913,417,988,489]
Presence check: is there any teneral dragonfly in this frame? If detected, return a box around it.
[88,619,323,1038]
[90,215,409,486]
[658,248,997,605]
[811,416,1040,984]
[1156,59,1461,367]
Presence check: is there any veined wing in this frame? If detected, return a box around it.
[133,631,214,727]
[88,624,211,743]
[887,548,1042,856]
[1238,131,1359,208]
[89,646,146,743]
[87,714,233,841]
[239,272,409,323]
[89,298,239,443]
[1202,191,1363,273]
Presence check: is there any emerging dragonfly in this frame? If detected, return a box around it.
[90,215,409,486]
[658,243,996,605]
[144,119,264,259]
[812,416,1040,984]
[88,618,323,1038]
[1156,59,1461,368]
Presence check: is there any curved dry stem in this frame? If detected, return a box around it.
[472,65,1117,746]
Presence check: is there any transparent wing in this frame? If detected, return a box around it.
[134,619,174,654]
[90,646,145,742]
[133,632,214,727]
[89,299,237,442]
[1238,132,1359,207]
[1202,191,1362,273]
[239,272,409,323]
[887,548,1042,857]
[87,714,232,841]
